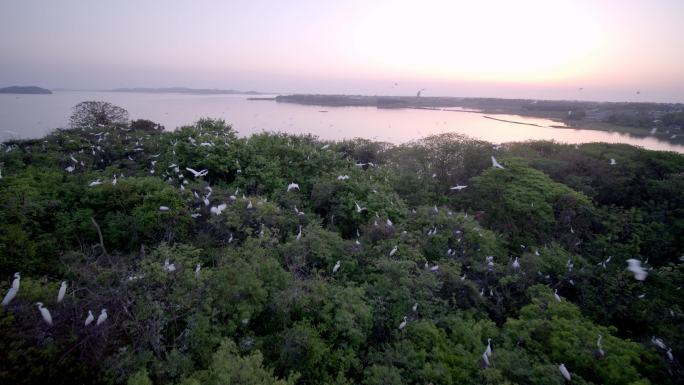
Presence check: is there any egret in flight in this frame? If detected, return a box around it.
[186,167,208,177]
[36,302,53,325]
[210,203,227,215]
[491,156,505,169]
[355,202,367,213]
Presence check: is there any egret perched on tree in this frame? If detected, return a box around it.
[296,225,302,241]
[597,333,605,357]
[247,200,253,209]
[482,351,490,367]
[2,273,20,306]
[65,165,75,173]
[389,245,398,257]
[430,265,440,272]
[651,336,667,350]
[287,182,300,192]
[386,218,393,227]
[491,156,505,169]
[512,257,520,271]
[610,158,617,166]
[626,259,648,280]
[450,185,468,191]
[57,281,67,303]
[554,289,561,302]
[164,259,176,272]
[355,202,367,213]
[412,302,418,312]
[398,316,408,330]
[559,363,571,381]
[36,302,53,325]
[185,167,208,177]
[159,206,170,212]
[332,260,341,274]
[84,310,94,326]
[195,263,201,278]
[337,175,350,180]
[96,309,108,325]
[89,179,103,186]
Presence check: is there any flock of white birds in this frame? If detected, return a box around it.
[0,125,664,381]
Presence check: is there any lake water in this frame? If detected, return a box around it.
[1,91,682,153]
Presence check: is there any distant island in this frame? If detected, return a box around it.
[275,94,684,141]
[109,87,262,95]
[0,86,52,94]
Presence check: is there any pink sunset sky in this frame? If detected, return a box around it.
[1,0,682,102]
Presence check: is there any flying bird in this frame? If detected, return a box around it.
[491,156,505,169]
[355,202,367,213]
[210,203,227,215]
[186,167,208,177]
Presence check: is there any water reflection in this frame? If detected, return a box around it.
[1,91,682,153]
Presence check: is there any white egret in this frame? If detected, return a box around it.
[337,175,350,180]
[651,336,667,350]
[2,287,18,306]
[36,302,53,325]
[512,257,520,270]
[296,225,302,241]
[389,245,398,257]
[332,260,341,274]
[666,348,674,361]
[287,182,300,192]
[57,281,67,303]
[398,316,408,330]
[195,263,201,278]
[491,156,505,169]
[355,202,367,213]
[89,179,103,186]
[482,351,490,367]
[210,203,227,215]
[597,333,605,357]
[450,185,468,191]
[554,289,561,302]
[159,206,170,212]
[626,259,648,280]
[164,259,176,272]
[610,158,617,166]
[412,302,418,312]
[485,338,492,358]
[96,309,108,325]
[321,144,330,150]
[11,272,20,291]
[559,363,571,381]
[112,175,117,185]
[65,165,75,173]
[84,310,94,326]
[247,200,253,209]
[430,265,440,272]
[386,218,393,227]
[185,167,208,177]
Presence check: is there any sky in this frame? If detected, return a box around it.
[1,0,682,102]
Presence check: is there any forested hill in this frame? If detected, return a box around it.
[0,116,683,385]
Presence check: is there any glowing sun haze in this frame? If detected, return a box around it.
[1,0,682,102]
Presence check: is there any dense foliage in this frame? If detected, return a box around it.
[1,112,683,384]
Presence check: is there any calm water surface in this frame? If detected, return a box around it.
[1,91,682,153]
